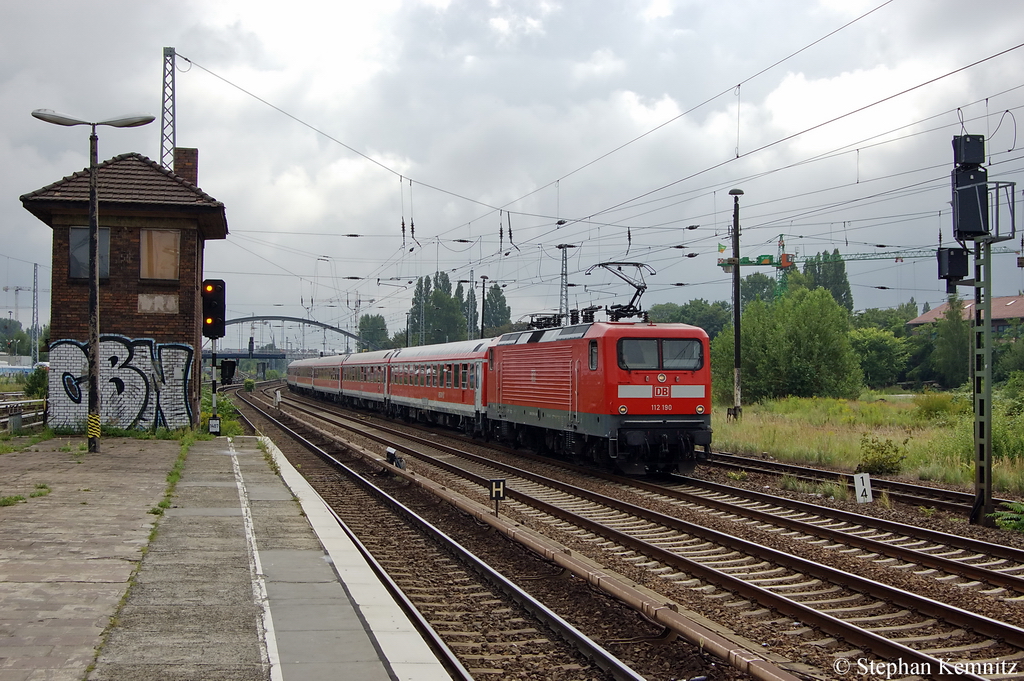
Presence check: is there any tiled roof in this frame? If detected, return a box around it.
[20,152,227,240]
[908,294,1024,325]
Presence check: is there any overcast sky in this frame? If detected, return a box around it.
[4,0,1024,352]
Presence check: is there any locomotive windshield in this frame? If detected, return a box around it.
[663,339,702,370]
[618,338,703,371]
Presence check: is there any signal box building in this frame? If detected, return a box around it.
[20,149,228,430]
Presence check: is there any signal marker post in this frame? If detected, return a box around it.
[209,337,220,436]
[489,479,506,517]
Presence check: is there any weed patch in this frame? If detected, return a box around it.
[992,501,1024,532]
[856,435,907,475]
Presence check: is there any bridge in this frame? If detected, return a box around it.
[200,314,381,360]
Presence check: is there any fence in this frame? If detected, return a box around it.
[1,398,46,434]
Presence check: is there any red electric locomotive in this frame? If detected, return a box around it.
[482,322,711,474]
[286,321,712,474]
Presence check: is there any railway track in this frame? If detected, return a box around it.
[233,389,701,681]
[256,388,1024,679]
[710,452,1013,515]
[273,389,1024,603]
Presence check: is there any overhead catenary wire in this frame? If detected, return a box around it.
[179,36,1024,321]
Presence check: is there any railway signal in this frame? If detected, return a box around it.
[201,279,226,339]
[940,134,1017,525]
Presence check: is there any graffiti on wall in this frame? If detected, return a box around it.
[49,335,194,430]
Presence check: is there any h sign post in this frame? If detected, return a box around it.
[489,479,506,517]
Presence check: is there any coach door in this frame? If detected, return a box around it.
[569,359,580,427]
[473,360,483,412]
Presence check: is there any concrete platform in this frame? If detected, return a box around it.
[0,434,451,681]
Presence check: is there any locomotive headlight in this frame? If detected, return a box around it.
[618,405,628,415]
[696,404,705,414]
[657,373,666,383]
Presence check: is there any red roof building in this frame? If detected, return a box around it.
[908,294,1024,334]
[20,149,227,431]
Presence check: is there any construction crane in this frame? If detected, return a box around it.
[3,286,30,324]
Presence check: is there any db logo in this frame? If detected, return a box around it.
[654,386,669,397]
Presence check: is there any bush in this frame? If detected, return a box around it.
[992,501,1024,532]
[856,434,907,475]
[24,367,48,399]
[244,379,255,392]
[912,391,969,421]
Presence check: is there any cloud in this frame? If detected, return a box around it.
[5,0,1024,345]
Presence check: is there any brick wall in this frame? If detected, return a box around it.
[49,212,206,424]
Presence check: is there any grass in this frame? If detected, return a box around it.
[713,391,1024,495]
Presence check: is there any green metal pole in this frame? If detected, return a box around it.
[970,238,994,525]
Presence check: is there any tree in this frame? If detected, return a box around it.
[482,284,511,335]
[852,300,918,338]
[429,281,467,344]
[932,295,970,388]
[407,276,433,346]
[741,272,776,309]
[648,302,681,323]
[803,250,853,312]
[849,327,909,389]
[904,330,937,386]
[648,299,732,340]
[357,314,390,351]
[996,338,1024,380]
[463,285,478,335]
[405,272,474,345]
[711,288,861,403]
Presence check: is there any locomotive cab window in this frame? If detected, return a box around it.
[618,338,703,371]
[618,339,659,370]
[589,340,598,370]
[663,339,702,370]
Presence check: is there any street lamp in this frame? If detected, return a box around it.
[728,188,744,419]
[32,109,155,452]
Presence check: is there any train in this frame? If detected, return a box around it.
[285,321,712,474]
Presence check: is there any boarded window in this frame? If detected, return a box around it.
[140,229,180,280]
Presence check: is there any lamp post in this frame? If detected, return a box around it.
[729,188,744,419]
[32,109,155,452]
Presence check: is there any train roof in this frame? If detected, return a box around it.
[379,337,495,362]
[288,354,351,369]
[496,321,707,346]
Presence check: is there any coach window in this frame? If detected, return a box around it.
[589,340,598,370]
[140,229,180,280]
[69,227,110,278]
[461,363,468,388]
